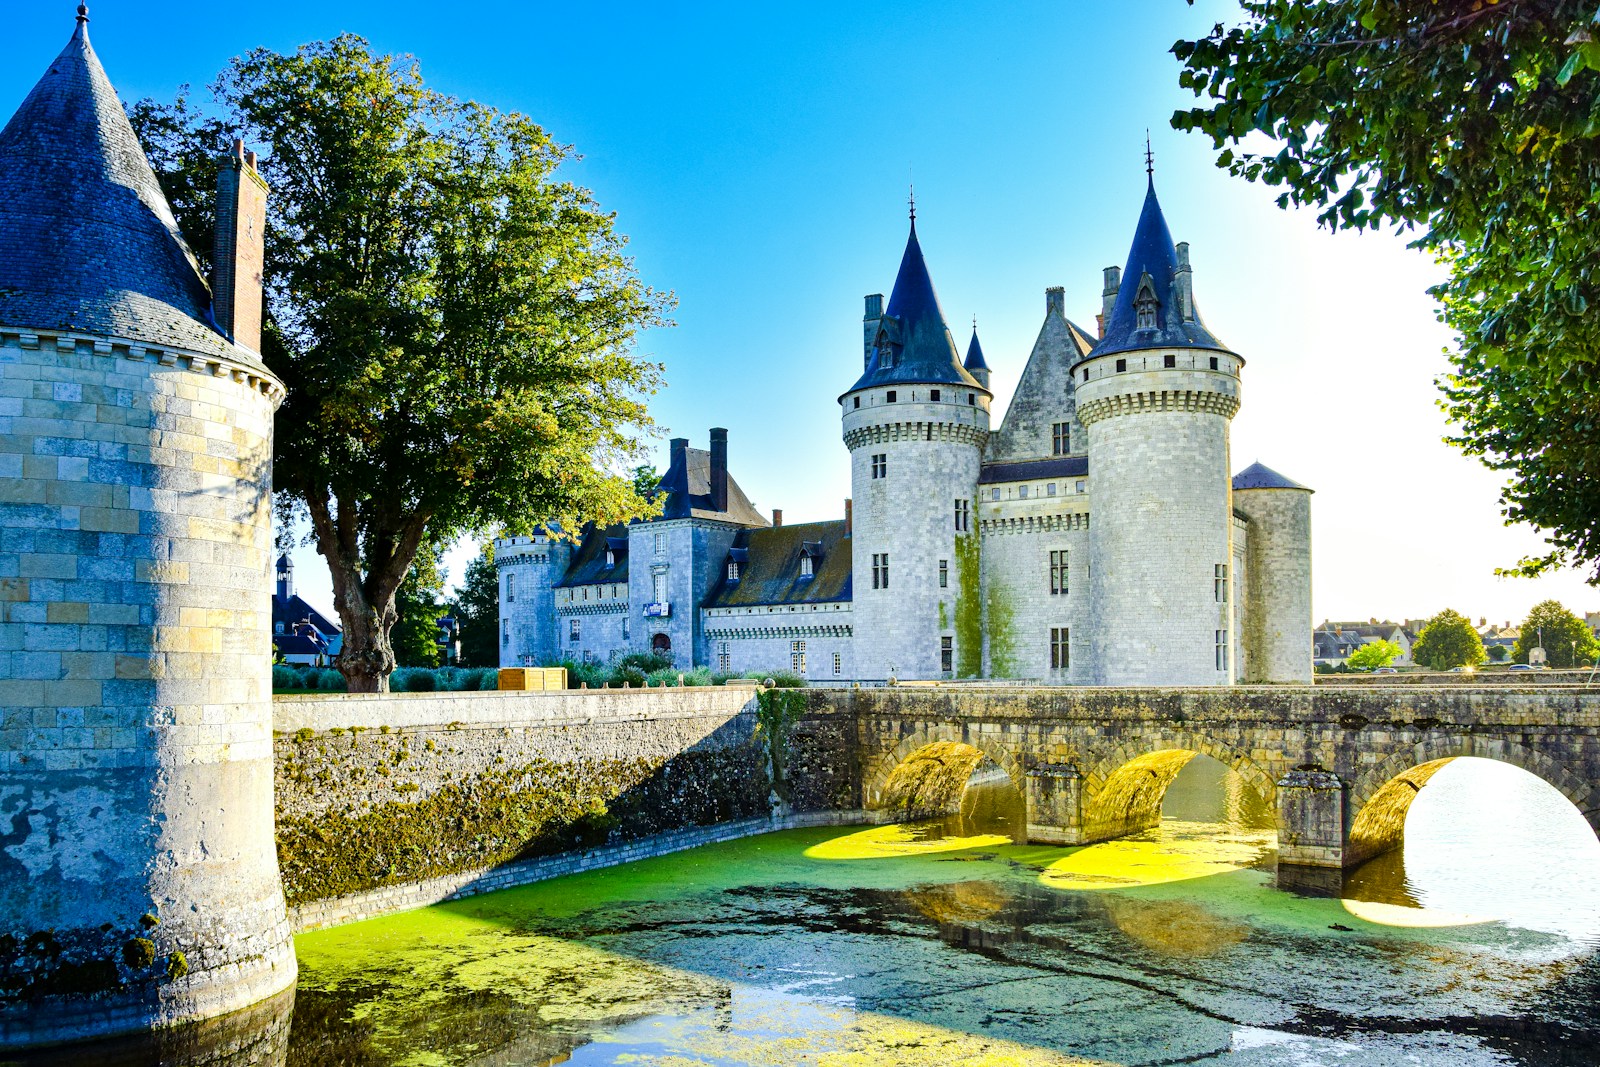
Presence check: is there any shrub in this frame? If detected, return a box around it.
[479,667,502,690]
[272,664,301,690]
[742,669,807,688]
[315,668,346,691]
[396,668,437,693]
[613,665,647,688]
[619,651,672,675]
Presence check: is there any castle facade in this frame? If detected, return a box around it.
[499,177,1313,685]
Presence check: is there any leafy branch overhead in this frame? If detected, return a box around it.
[131,35,672,690]
[1173,0,1600,582]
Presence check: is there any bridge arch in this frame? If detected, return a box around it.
[1079,733,1277,845]
[863,726,1025,814]
[1347,737,1600,867]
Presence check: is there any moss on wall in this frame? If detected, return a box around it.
[984,572,1017,678]
[954,533,983,678]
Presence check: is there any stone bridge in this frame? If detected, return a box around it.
[803,685,1600,879]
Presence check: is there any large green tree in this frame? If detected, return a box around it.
[393,544,445,668]
[1173,1,1600,581]
[452,541,501,669]
[1411,608,1486,669]
[130,36,669,690]
[1348,639,1403,670]
[1512,599,1599,666]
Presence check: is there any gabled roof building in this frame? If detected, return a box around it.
[498,171,1313,684]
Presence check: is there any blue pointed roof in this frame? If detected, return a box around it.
[1084,177,1231,362]
[1233,462,1312,492]
[0,11,244,360]
[963,326,990,372]
[844,220,986,396]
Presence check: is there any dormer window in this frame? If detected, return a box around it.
[605,549,615,568]
[797,541,823,579]
[1134,271,1160,330]
[727,561,740,582]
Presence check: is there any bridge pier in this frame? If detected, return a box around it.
[1275,768,1347,875]
[1025,763,1086,845]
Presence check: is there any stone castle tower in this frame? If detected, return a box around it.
[1077,175,1243,684]
[840,215,992,680]
[0,9,294,1047]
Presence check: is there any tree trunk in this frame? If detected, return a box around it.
[305,492,431,694]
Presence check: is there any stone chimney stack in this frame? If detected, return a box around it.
[1174,241,1194,322]
[772,509,783,528]
[1101,265,1121,328]
[709,427,728,512]
[213,139,268,352]
[1045,286,1066,318]
[863,293,884,370]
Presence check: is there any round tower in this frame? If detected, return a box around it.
[842,216,990,681]
[1076,176,1242,686]
[495,531,572,667]
[0,12,293,1047]
[1232,463,1314,683]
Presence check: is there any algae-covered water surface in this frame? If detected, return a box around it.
[283,757,1600,1067]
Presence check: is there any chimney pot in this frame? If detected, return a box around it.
[772,509,783,528]
[863,293,884,371]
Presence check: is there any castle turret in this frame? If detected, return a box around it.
[963,323,991,391]
[496,531,573,667]
[1232,462,1313,683]
[1075,173,1242,685]
[0,9,293,1046]
[840,215,990,680]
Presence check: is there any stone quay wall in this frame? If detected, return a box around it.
[272,686,858,927]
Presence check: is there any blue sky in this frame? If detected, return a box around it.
[5,0,1595,627]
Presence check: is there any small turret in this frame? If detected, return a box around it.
[963,321,991,391]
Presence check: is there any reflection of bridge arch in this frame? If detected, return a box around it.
[1078,735,1277,845]
[863,727,1025,812]
[1347,738,1600,867]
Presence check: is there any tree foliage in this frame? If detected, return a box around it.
[1173,1,1600,581]
[393,544,444,668]
[1348,639,1403,670]
[1512,599,1599,666]
[1410,608,1486,669]
[452,541,501,668]
[130,36,670,690]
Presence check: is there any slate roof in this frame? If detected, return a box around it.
[657,446,768,527]
[1084,177,1231,362]
[844,220,987,396]
[272,593,340,638]
[1232,461,1312,492]
[978,456,1089,484]
[555,524,631,588]
[963,327,990,373]
[704,520,852,608]
[0,13,250,361]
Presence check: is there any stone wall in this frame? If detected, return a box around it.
[271,686,858,924]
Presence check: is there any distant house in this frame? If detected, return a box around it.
[271,555,342,666]
[1314,620,1417,666]
[1478,619,1519,659]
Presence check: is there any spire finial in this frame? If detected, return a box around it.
[1144,130,1154,178]
[972,314,977,332]
[76,3,89,23]
[908,176,916,223]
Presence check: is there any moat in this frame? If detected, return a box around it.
[25,757,1600,1066]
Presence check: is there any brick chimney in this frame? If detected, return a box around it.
[843,498,852,537]
[709,427,728,512]
[772,509,783,528]
[213,140,268,352]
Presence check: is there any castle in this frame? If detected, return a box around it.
[499,176,1314,686]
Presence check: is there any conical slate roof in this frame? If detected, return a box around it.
[1232,461,1311,492]
[844,220,986,396]
[963,326,990,373]
[1086,177,1230,361]
[0,11,241,359]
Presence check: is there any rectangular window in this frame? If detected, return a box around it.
[1051,627,1070,670]
[1209,356,1219,370]
[833,651,841,676]
[1047,482,1056,496]
[1115,358,1127,373]
[1019,485,1029,499]
[653,572,666,603]
[727,561,739,581]
[954,498,970,532]
[991,487,1000,501]
[622,616,630,641]
[1216,630,1229,671]
[938,559,948,588]
[940,636,953,673]
[718,642,730,674]
[791,640,807,675]
[569,618,581,644]
[872,553,889,590]
[502,619,509,646]
[967,393,976,406]
[653,533,664,556]
[799,554,813,578]
[1164,353,1176,368]
[886,390,898,402]
[930,389,941,402]
[1052,422,1069,455]
[1215,563,1228,603]
[1076,480,1086,494]
[506,573,515,602]
[853,396,860,409]
[1049,550,1068,595]
[871,453,886,479]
